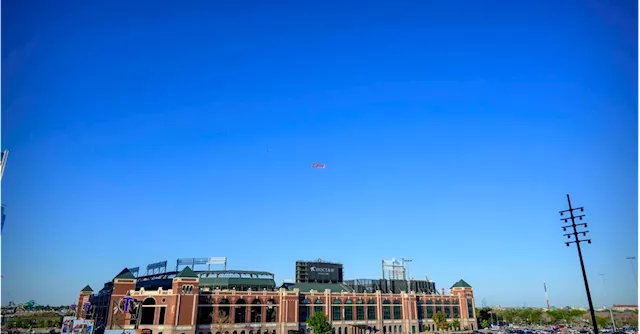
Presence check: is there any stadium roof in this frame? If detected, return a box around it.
[114,268,136,280]
[450,279,471,288]
[176,266,198,278]
[200,277,275,288]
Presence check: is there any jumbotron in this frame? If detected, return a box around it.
[74,257,477,334]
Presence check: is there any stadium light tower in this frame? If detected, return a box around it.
[402,258,413,334]
[625,256,637,284]
[559,194,598,334]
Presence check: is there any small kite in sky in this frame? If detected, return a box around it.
[312,163,325,169]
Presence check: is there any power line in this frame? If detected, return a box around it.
[559,194,598,334]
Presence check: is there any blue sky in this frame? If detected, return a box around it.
[1,0,637,307]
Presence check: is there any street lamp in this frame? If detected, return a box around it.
[598,273,616,330]
[625,257,637,284]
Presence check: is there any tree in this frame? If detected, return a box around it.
[452,319,460,331]
[595,316,609,329]
[307,312,332,334]
[433,312,448,331]
[481,320,489,329]
[215,310,230,334]
[540,313,552,325]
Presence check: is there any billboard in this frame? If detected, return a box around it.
[308,262,341,282]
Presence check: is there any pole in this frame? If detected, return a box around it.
[598,274,616,330]
[402,258,413,334]
[560,194,598,334]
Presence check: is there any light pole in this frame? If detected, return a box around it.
[598,273,616,330]
[625,257,637,284]
[402,258,413,334]
[559,194,598,334]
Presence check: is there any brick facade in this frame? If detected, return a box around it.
[83,275,476,334]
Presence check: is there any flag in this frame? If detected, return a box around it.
[0,150,9,180]
[311,163,325,168]
[0,205,7,236]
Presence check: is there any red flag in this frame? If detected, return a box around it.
[312,163,325,168]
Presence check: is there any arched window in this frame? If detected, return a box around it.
[300,299,311,322]
[416,300,424,320]
[219,299,231,319]
[314,298,324,315]
[383,300,391,320]
[266,299,277,323]
[235,299,246,324]
[444,300,451,318]
[332,299,342,321]
[393,300,401,320]
[426,300,434,319]
[140,298,156,325]
[356,300,365,320]
[250,299,261,323]
[367,300,376,320]
[344,299,353,321]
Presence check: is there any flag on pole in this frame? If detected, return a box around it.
[0,150,8,182]
[311,163,325,168]
[0,204,7,236]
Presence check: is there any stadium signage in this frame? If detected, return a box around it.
[119,296,135,313]
[308,262,340,282]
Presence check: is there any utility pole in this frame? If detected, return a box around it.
[598,273,616,330]
[402,258,413,334]
[559,194,598,334]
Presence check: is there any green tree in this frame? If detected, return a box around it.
[481,320,489,328]
[452,319,460,331]
[433,312,448,331]
[595,316,609,329]
[307,312,332,334]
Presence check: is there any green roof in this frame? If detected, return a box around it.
[451,279,472,288]
[114,268,136,280]
[176,266,198,278]
[81,285,93,292]
[200,277,276,288]
[284,283,353,293]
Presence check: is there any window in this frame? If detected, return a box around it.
[417,300,424,320]
[426,306,433,319]
[356,300,365,320]
[182,285,194,295]
[393,300,401,320]
[383,300,391,320]
[453,306,459,318]
[444,300,451,318]
[300,299,311,322]
[467,300,474,318]
[332,299,341,321]
[344,299,353,321]
[314,298,324,315]
[367,300,376,320]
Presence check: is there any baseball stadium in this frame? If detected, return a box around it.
[74,257,477,334]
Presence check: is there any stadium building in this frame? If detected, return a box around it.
[76,258,477,334]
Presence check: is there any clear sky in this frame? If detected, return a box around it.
[1,0,637,308]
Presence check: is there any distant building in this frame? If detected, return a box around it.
[613,304,638,312]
